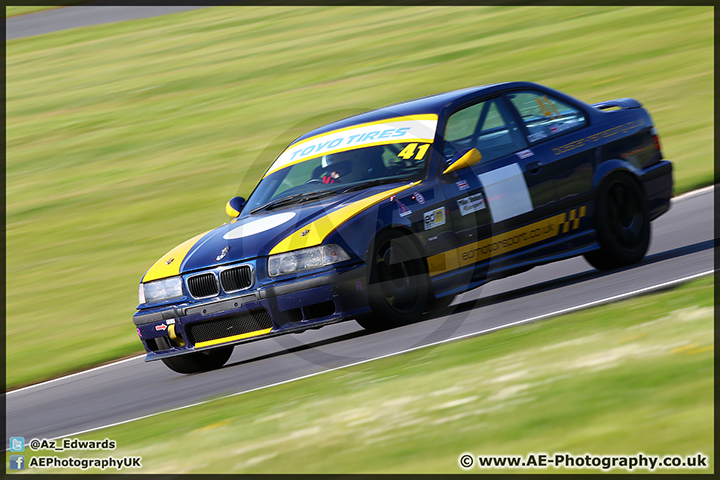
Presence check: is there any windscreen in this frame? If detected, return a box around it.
[244,115,438,212]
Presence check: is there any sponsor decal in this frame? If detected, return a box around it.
[396,199,412,217]
[266,115,438,176]
[165,258,174,266]
[424,207,446,230]
[457,193,486,216]
[166,318,175,325]
[427,206,586,276]
[136,328,142,338]
[527,132,547,142]
[456,180,469,191]
[552,120,644,155]
[215,246,230,261]
[412,192,425,204]
[516,149,534,159]
[223,212,297,240]
[155,324,167,332]
[301,229,311,237]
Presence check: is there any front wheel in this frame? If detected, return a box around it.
[584,174,650,271]
[157,338,234,374]
[356,231,429,332]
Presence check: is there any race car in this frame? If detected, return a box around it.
[133,81,672,373]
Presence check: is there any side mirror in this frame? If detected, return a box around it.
[442,147,482,175]
[225,196,246,218]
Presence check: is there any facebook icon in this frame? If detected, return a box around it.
[10,455,25,470]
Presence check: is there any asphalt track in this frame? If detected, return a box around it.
[6,187,714,446]
[6,5,208,40]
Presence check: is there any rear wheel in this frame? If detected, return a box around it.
[356,231,429,332]
[157,338,234,374]
[584,173,650,271]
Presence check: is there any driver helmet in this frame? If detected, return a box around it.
[321,151,355,176]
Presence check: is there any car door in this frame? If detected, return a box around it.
[504,90,593,210]
[438,96,558,285]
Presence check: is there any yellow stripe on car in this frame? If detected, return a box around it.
[427,207,586,277]
[270,182,420,255]
[194,327,273,348]
[142,230,212,283]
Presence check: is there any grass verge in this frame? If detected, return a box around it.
[5,5,78,17]
[6,6,714,389]
[21,275,714,474]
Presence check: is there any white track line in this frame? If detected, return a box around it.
[46,269,714,441]
[7,184,714,396]
[671,184,714,202]
[7,355,145,395]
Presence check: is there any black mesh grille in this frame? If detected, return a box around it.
[220,265,253,292]
[188,309,273,344]
[187,273,219,298]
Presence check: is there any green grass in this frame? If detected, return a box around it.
[5,6,714,389]
[6,6,57,17]
[23,275,713,474]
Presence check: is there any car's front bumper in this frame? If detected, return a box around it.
[134,261,369,361]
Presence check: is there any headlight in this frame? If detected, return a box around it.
[268,244,351,277]
[140,276,183,304]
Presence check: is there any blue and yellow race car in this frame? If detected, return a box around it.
[133,81,672,373]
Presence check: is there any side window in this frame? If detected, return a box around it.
[507,91,587,143]
[445,103,483,146]
[444,98,526,164]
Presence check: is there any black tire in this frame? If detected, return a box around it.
[584,173,650,271]
[356,231,429,331]
[157,337,234,374]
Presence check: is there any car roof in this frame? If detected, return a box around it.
[290,81,545,145]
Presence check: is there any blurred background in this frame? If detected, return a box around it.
[5,6,713,389]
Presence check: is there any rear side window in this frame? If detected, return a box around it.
[507,91,586,144]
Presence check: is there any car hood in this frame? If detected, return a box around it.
[141,182,418,282]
